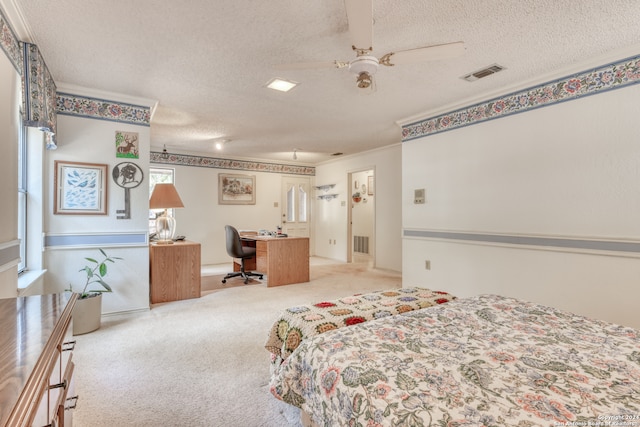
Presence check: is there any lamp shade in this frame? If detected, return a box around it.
[149,183,184,209]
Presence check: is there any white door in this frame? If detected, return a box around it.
[281,176,310,237]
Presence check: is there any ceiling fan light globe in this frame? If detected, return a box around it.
[356,72,372,88]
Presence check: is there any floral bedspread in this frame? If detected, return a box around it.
[270,294,640,427]
[265,288,455,374]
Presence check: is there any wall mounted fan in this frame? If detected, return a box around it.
[275,0,465,89]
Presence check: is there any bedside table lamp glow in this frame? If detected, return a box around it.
[149,183,184,244]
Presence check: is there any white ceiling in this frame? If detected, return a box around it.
[9,0,640,164]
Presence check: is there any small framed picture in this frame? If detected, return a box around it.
[54,160,108,215]
[115,131,139,158]
[367,175,374,195]
[218,173,256,205]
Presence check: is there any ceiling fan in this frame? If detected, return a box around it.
[275,0,465,89]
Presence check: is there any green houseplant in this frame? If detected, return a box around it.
[66,248,122,335]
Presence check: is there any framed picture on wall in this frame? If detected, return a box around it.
[54,160,108,215]
[218,173,256,205]
[367,175,374,195]
[115,130,139,158]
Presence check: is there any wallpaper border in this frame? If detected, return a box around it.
[150,151,315,176]
[56,92,151,126]
[0,4,22,73]
[401,54,640,141]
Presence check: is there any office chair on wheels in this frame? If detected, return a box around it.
[222,225,263,284]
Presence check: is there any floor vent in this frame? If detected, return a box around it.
[461,64,505,82]
[354,235,369,254]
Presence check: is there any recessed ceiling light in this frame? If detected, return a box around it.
[213,139,229,150]
[266,78,298,92]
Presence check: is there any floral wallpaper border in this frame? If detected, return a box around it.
[402,54,640,141]
[151,151,315,176]
[56,93,151,126]
[0,5,22,74]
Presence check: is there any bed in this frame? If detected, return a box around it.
[269,294,640,426]
[265,287,456,376]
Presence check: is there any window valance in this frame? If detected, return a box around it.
[23,43,57,149]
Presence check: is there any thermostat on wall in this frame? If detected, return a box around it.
[414,188,425,204]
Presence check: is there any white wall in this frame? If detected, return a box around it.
[402,81,640,328]
[315,145,402,272]
[0,48,19,297]
[168,163,296,264]
[44,113,152,314]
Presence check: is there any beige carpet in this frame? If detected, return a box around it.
[72,258,401,426]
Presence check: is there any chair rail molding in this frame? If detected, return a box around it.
[44,231,149,249]
[403,228,640,258]
[0,240,20,272]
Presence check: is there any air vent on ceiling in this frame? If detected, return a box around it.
[461,64,505,82]
[331,152,344,156]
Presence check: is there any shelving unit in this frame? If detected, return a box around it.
[315,184,338,201]
[317,193,339,201]
[315,184,336,191]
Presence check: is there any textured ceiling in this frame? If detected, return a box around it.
[9,0,640,164]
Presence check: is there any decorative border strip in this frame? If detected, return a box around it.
[403,229,640,256]
[0,5,22,74]
[44,232,148,249]
[0,240,20,272]
[56,93,151,126]
[402,55,640,141]
[150,151,316,176]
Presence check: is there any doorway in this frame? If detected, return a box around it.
[347,169,375,266]
[281,176,310,237]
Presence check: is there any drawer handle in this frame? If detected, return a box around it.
[65,395,79,410]
[62,340,76,351]
[49,379,67,390]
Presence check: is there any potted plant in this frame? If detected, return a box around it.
[66,248,122,335]
[352,191,362,203]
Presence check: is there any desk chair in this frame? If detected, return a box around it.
[222,225,264,284]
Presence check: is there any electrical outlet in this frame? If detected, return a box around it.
[425,260,431,270]
[273,202,278,207]
[414,188,426,204]
[333,239,336,245]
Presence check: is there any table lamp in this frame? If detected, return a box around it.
[149,183,184,244]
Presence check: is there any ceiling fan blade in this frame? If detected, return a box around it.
[345,0,373,51]
[274,60,348,71]
[379,41,465,66]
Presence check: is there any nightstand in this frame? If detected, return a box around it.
[149,240,201,303]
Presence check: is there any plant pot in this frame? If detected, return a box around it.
[73,293,102,335]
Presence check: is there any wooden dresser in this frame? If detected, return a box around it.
[149,240,201,303]
[0,292,78,427]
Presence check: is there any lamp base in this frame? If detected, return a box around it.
[154,240,174,245]
[155,212,176,244]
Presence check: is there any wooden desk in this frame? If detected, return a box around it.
[149,240,201,303]
[236,236,309,287]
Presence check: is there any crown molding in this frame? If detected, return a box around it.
[0,0,33,41]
